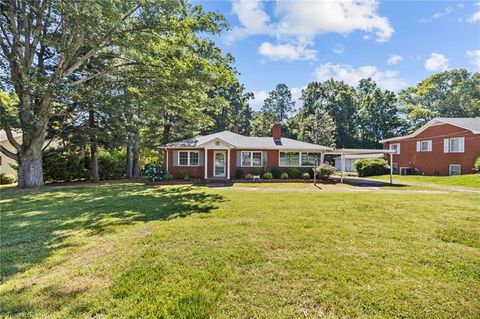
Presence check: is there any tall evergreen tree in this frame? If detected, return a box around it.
[262,83,295,121]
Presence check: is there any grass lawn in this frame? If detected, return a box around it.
[1,183,479,318]
[370,174,480,189]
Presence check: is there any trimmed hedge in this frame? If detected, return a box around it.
[353,158,390,177]
[475,156,480,173]
[287,167,300,179]
[315,163,335,180]
[0,173,16,184]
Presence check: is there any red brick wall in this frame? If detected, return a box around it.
[165,148,204,178]
[383,123,480,175]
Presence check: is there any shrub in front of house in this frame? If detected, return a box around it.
[474,156,480,173]
[287,167,300,179]
[183,174,190,181]
[353,158,390,177]
[146,164,165,182]
[315,163,336,180]
[302,172,310,179]
[162,172,173,181]
[252,167,262,176]
[270,167,282,179]
[263,172,273,180]
[280,172,289,179]
[245,173,253,180]
[234,168,244,179]
[0,173,16,184]
[176,169,189,180]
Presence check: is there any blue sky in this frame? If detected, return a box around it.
[198,1,480,110]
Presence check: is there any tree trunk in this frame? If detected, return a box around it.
[17,137,44,188]
[126,141,133,179]
[132,139,140,178]
[89,108,100,182]
[162,123,171,145]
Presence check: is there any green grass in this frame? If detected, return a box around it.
[370,174,480,189]
[1,183,479,318]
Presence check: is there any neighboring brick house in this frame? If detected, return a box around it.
[380,118,480,176]
[161,123,332,180]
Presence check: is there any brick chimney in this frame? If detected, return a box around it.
[232,125,240,134]
[272,122,281,140]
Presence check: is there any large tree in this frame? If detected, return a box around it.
[0,0,231,187]
[262,83,295,122]
[299,107,336,147]
[250,111,277,137]
[398,69,480,130]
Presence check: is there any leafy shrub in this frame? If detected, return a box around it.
[43,148,89,182]
[280,172,289,179]
[98,150,125,180]
[353,158,390,177]
[245,173,253,180]
[252,167,262,175]
[263,172,273,179]
[287,167,300,179]
[270,167,282,179]
[176,169,189,179]
[315,163,335,180]
[234,168,244,179]
[302,172,310,179]
[146,164,165,182]
[163,172,173,181]
[183,174,190,181]
[0,173,16,184]
[475,156,480,173]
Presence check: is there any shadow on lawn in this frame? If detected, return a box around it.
[0,184,224,280]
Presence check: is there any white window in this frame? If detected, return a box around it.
[279,152,320,167]
[444,137,465,153]
[177,151,199,166]
[449,164,461,176]
[416,140,432,152]
[241,151,262,167]
[389,143,400,154]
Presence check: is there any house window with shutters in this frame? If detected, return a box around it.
[444,137,465,153]
[416,140,432,152]
[389,143,400,154]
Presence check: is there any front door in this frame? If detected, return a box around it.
[213,151,226,177]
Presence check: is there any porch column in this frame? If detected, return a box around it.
[165,149,169,172]
[204,148,208,179]
[340,152,345,183]
[320,152,324,164]
[227,148,231,179]
[389,152,393,185]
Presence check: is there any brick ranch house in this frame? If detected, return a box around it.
[381,117,480,176]
[161,123,332,180]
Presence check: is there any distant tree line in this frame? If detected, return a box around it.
[250,69,480,148]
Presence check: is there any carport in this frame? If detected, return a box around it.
[323,148,396,184]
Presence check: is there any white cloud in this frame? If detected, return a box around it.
[420,6,453,22]
[424,53,450,71]
[467,50,480,70]
[225,0,394,61]
[387,54,403,65]
[258,42,316,61]
[314,63,408,92]
[467,2,480,23]
[250,87,304,111]
[332,44,345,54]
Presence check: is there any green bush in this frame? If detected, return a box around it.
[280,172,289,179]
[43,148,89,182]
[163,172,173,181]
[234,168,244,179]
[315,163,335,180]
[353,158,390,177]
[183,174,190,181]
[287,167,300,179]
[474,156,480,173]
[98,150,125,180]
[176,169,189,180]
[270,167,282,179]
[263,172,273,180]
[245,173,253,180]
[252,167,262,175]
[0,173,16,184]
[302,172,310,179]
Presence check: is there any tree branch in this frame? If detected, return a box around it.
[0,144,19,161]
[4,128,21,151]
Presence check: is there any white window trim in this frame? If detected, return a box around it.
[389,143,400,154]
[448,137,464,153]
[417,140,432,152]
[240,151,263,167]
[177,150,200,166]
[279,152,320,167]
[449,164,461,176]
